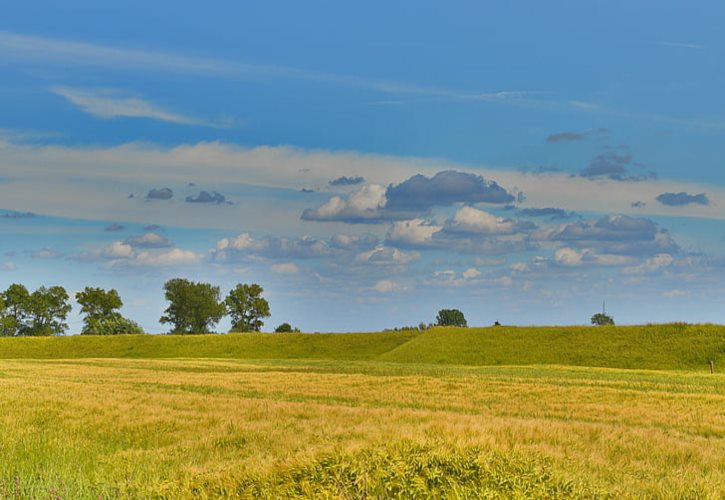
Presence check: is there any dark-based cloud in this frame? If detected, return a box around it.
[533,215,679,256]
[546,128,608,143]
[518,207,574,219]
[656,192,710,206]
[146,187,173,200]
[329,175,365,186]
[104,223,125,232]
[301,171,517,224]
[124,232,173,248]
[579,152,657,182]
[385,171,515,211]
[1,211,35,219]
[185,191,227,204]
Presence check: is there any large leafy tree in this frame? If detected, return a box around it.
[435,309,467,327]
[76,287,144,335]
[160,278,226,334]
[0,294,14,337]
[1,283,30,336]
[24,286,72,336]
[226,283,271,332]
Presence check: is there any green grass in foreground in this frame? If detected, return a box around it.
[1,324,723,371]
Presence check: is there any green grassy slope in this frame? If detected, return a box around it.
[380,324,725,370]
[0,331,420,361]
[0,324,723,370]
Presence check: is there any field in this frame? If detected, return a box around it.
[0,325,723,498]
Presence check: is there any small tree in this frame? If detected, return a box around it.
[436,309,467,327]
[160,279,225,334]
[76,287,144,334]
[274,322,300,333]
[591,313,615,326]
[226,283,271,332]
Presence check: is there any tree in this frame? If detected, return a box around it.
[226,283,271,332]
[1,283,30,336]
[76,287,144,335]
[24,286,72,336]
[83,316,144,335]
[591,313,615,326]
[160,279,225,334]
[436,309,467,327]
[274,322,300,333]
[0,295,15,337]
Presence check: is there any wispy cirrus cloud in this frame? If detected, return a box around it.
[0,31,536,103]
[52,87,215,126]
[653,41,706,50]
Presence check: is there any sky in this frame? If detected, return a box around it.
[1,1,724,333]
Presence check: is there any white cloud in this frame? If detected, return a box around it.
[387,219,441,246]
[356,246,420,265]
[0,138,723,233]
[554,247,584,266]
[103,241,134,258]
[52,87,211,126]
[271,262,300,274]
[0,32,538,103]
[623,253,675,275]
[462,267,481,279]
[444,206,518,234]
[120,248,202,267]
[302,184,388,222]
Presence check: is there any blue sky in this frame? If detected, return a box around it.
[1,1,724,332]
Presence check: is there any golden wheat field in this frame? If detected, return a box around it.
[0,358,723,498]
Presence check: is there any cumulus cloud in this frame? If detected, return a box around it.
[554,247,584,266]
[329,175,365,186]
[533,215,679,256]
[146,187,173,200]
[386,219,442,246]
[303,171,516,223]
[441,206,534,235]
[185,190,227,204]
[213,233,331,261]
[102,241,135,258]
[124,232,173,248]
[623,253,674,275]
[356,246,420,265]
[385,170,515,212]
[301,184,389,223]
[656,192,710,206]
[579,151,656,182]
[119,248,202,267]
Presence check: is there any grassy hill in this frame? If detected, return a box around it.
[0,324,723,370]
[381,324,725,370]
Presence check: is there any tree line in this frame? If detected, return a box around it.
[0,279,278,336]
